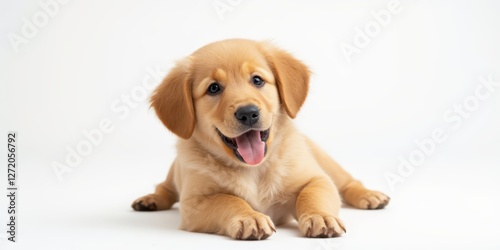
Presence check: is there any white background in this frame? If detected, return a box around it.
[1,0,500,249]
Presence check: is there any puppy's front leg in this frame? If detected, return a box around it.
[296,177,346,238]
[181,194,276,240]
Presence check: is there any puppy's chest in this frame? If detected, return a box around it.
[227,170,287,212]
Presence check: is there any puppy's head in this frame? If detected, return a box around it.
[151,39,309,166]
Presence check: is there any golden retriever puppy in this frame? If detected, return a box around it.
[132,39,389,240]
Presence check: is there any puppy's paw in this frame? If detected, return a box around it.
[131,194,172,211]
[299,214,346,238]
[355,190,390,210]
[227,213,276,240]
[342,183,390,210]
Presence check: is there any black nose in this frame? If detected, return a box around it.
[235,105,260,126]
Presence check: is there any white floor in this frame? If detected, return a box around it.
[1,157,498,250]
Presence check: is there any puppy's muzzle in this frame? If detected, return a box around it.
[235,105,260,126]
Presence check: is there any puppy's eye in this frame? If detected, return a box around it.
[207,82,223,95]
[251,76,265,87]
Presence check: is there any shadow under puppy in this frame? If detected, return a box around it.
[132,39,389,240]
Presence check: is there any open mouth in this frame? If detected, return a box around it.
[217,128,270,165]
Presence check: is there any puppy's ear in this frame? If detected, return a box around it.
[263,44,310,118]
[151,59,195,139]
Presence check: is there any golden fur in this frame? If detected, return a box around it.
[132,39,389,239]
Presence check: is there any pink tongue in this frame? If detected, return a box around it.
[235,130,265,165]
